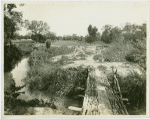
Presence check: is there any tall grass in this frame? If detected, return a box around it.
[125,38,146,70]
[24,66,88,99]
[107,70,146,115]
[17,43,34,55]
[94,39,135,62]
[28,46,75,66]
[100,35,146,114]
[25,45,87,100]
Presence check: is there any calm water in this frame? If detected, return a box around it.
[4,58,82,114]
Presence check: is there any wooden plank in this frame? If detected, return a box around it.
[82,68,129,115]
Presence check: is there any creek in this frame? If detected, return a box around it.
[4,57,83,115]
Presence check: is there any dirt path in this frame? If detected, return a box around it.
[50,45,142,79]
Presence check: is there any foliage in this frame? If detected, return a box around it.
[31,34,46,43]
[4,79,56,115]
[4,4,23,45]
[107,71,146,115]
[4,76,25,112]
[24,20,50,43]
[85,35,97,44]
[88,24,98,36]
[96,32,101,40]
[17,43,34,55]
[4,15,16,45]
[124,23,146,70]
[123,23,146,43]
[24,20,50,35]
[15,34,31,40]
[24,66,87,99]
[25,45,87,99]
[85,25,98,44]
[46,40,51,49]
[44,31,57,40]
[4,4,24,72]
[4,45,23,72]
[101,25,121,43]
[28,46,75,66]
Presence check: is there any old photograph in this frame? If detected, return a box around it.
[2,1,149,117]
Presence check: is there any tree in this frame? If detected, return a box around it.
[24,20,50,36]
[25,20,50,42]
[31,34,46,43]
[85,25,98,44]
[88,25,98,37]
[101,25,112,43]
[4,4,23,72]
[4,4,23,45]
[72,34,78,40]
[26,32,32,39]
[101,25,121,43]
[45,32,56,40]
[123,23,146,43]
[96,32,101,41]
[110,26,121,42]
[57,36,63,40]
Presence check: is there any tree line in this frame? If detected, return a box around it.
[4,3,146,46]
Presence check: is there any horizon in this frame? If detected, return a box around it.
[9,1,149,36]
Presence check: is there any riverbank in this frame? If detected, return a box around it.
[4,41,146,115]
[4,45,87,115]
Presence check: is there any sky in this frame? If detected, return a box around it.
[11,1,149,36]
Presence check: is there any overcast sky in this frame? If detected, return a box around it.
[12,1,149,36]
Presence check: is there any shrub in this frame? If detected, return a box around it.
[31,34,46,43]
[18,43,33,55]
[4,76,56,115]
[85,36,97,44]
[4,44,23,72]
[107,70,146,115]
[24,66,88,99]
[28,46,74,66]
[101,32,112,44]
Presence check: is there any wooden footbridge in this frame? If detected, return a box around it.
[81,68,128,115]
[69,68,129,115]
[68,46,129,115]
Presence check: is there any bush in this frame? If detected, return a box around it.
[4,76,56,115]
[24,66,88,99]
[31,34,46,43]
[4,44,23,72]
[18,43,34,55]
[28,46,74,66]
[107,71,146,115]
[125,39,146,70]
[85,36,97,44]
[101,32,112,44]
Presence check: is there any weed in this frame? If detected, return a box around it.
[107,70,146,115]
[24,66,88,100]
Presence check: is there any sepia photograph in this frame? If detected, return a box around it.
[1,1,149,118]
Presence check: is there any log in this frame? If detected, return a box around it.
[122,98,128,101]
[68,106,82,112]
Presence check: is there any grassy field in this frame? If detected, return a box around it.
[52,40,109,46]
[12,40,34,43]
